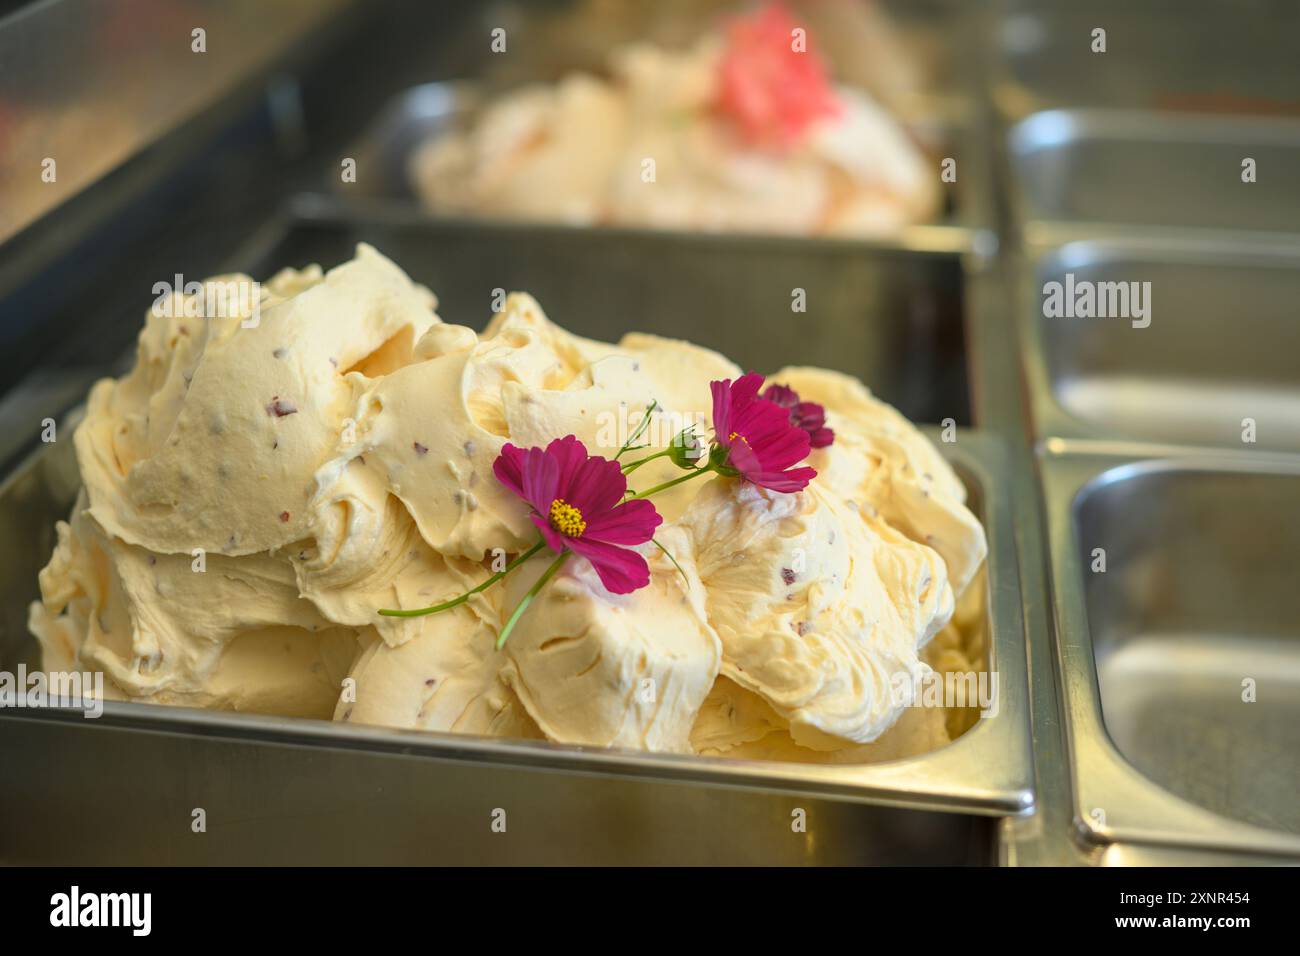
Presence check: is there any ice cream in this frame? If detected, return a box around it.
[498,524,720,752]
[409,6,939,237]
[772,366,987,596]
[31,244,987,763]
[679,477,953,748]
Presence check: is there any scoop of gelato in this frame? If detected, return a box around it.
[30,493,356,717]
[772,366,987,597]
[681,476,952,747]
[75,243,439,559]
[31,245,440,715]
[499,526,721,752]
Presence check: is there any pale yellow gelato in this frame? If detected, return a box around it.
[31,244,986,763]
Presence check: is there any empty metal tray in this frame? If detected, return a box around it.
[1022,235,1300,452]
[1041,451,1300,858]
[1009,109,1300,235]
[995,0,1300,120]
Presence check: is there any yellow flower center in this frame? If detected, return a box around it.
[548,498,587,537]
[728,431,750,448]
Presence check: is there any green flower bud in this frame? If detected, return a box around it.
[708,442,738,477]
[668,429,706,469]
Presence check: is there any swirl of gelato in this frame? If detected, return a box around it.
[75,244,439,558]
[681,476,952,747]
[498,525,720,753]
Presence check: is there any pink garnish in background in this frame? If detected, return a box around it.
[762,383,835,448]
[493,436,663,594]
[714,1,842,149]
[710,372,817,492]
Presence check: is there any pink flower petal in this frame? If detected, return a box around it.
[520,444,561,514]
[492,443,529,500]
[544,435,589,495]
[563,452,627,516]
[529,512,567,554]
[722,433,763,475]
[495,435,664,596]
[731,372,765,408]
[581,497,662,546]
[567,537,652,594]
[733,396,795,444]
[715,2,841,149]
[710,379,733,440]
[747,466,817,493]
[751,424,812,471]
[712,372,767,444]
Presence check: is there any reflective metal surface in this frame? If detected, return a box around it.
[0,220,1033,841]
[1040,452,1300,858]
[0,0,353,244]
[995,0,1300,120]
[0,424,1027,855]
[28,0,1300,866]
[0,710,993,865]
[1022,236,1300,452]
[257,200,976,424]
[1009,110,1300,235]
[994,5,1300,867]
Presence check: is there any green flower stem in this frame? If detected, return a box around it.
[615,400,658,460]
[620,448,672,474]
[628,466,714,500]
[653,536,690,587]
[379,539,546,618]
[496,550,570,649]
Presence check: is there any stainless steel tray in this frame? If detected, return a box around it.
[995,0,1300,120]
[1021,234,1300,453]
[331,82,995,238]
[996,22,1300,864]
[1039,450,1300,859]
[0,706,995,865]
[245,199,977,425]
[0,421,1029,815]
[0,212,1032,863]
[1008,109,1300,237]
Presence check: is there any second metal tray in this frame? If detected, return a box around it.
[0,419,1031,818]
[1020,234,1300,453]
[0,208,1032,826]
[1009,109,1300,236]
[1040,451,1300,858]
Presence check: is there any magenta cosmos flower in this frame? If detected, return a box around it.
[709,372,817,493]
[493,435,663,594]
[761,383,835,449]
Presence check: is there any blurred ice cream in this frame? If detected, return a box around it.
[410,3,939,237]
